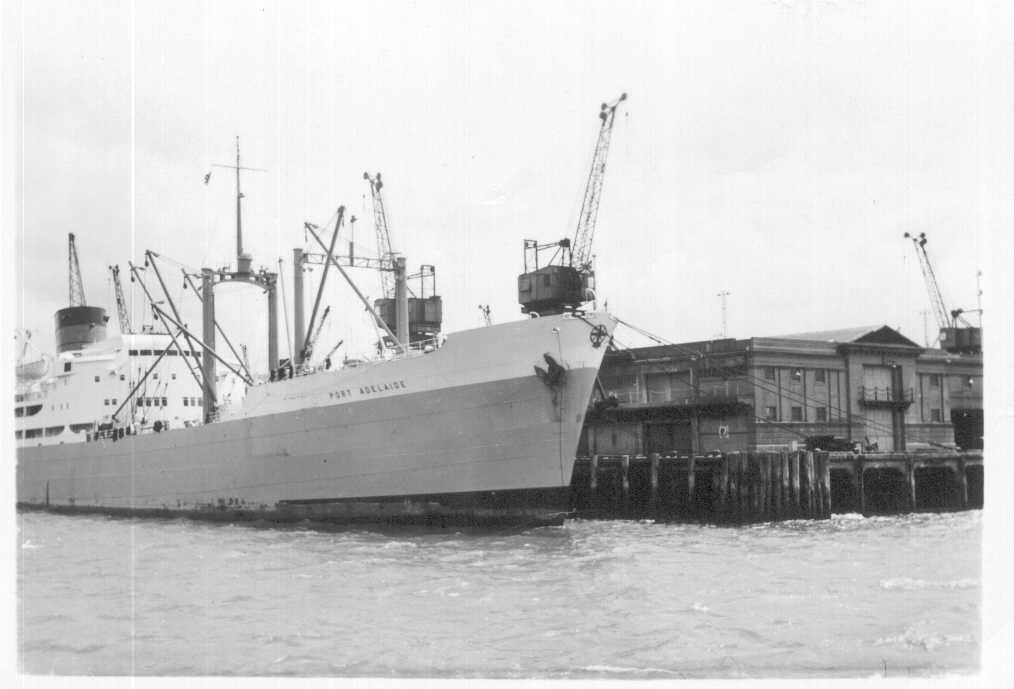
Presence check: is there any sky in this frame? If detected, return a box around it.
[1,0,1006,370]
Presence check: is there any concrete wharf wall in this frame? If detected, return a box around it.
[569,450,982,522]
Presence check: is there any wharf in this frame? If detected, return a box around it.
[569,450,983,522]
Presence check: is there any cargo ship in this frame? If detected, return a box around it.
[16,311,613,525]
[15,202,616,527]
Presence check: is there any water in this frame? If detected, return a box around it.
[18,510,980,678]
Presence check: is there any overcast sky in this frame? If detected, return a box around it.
[2,0,1007,370]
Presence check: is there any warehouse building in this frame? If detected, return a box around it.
[580,325,983,456]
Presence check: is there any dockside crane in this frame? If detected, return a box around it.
[518,92,627,315]
[364,172,397,300]
[362,172,443,344]
[108,264,132,334]
[68,232,86,306]
[903,231,981,354]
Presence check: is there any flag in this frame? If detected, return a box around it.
[203,172,211,185]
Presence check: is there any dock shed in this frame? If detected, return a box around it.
[582,325,983,456]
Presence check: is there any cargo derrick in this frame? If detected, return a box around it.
[903,232,981,354]
[294,208,405,367]
[518,92,627,316]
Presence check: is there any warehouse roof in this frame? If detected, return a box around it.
[774,325,920,348]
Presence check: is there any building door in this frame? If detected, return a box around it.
[951,408,984,450]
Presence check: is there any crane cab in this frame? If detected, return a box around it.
[517,265,593,316]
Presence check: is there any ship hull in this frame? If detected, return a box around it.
[17,313,614,526]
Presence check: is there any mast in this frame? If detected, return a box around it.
[235,136,243,263]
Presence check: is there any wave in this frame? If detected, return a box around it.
[875,627,974,651]
[879,577,979,591]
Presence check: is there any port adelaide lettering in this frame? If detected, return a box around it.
[328,379,407,400]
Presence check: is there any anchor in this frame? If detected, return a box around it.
[534,353,566,388]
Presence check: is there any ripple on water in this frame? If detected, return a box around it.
[17,510,981,678]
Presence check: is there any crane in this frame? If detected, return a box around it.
[571,92,627,275]
[518,93,628,315]
[68,232,86,306]
[903,231,981,353]
[903,232,950,331]
[109,264,132,334]
[364,172,396,299]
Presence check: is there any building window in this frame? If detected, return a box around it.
[929,374,941,388]
[153,373,159,380]
[161,397,168,407]
[145,398,151,407]
[94,376,100,383]
[197,398,202,406]
[171,373,177,380]
[119,374,125,381]
[128,349,138,356]
[815,407,827,422]
[183,398,189,407]
[790,406,803,421]
[815,369,826,383]
[111,399,117,405]
[764,367,775,381]
[930,408,943,422]
[764,406,777,420]
[140,349,152,356]
[64,362,71,373]
[104,399,109,406]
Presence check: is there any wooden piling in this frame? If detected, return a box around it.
[621,455,631,514]
[741,454,751,518]
[815,452,823,517]
[791,451,801,516]
[728,454,740,522]
[912,458,920,511]
[804,451,816,517]
[590,454,599,511]
[772,452,783,518]
[814,453,825,517]
[750,455,760,517]
[856,456,866,515]
[781,452,791,517]
[958,456,968,509]
[686,454,697,515]
[719,454,730,518]
[823,454,832,518]
[758,454,769,520]
[649,453,659,514]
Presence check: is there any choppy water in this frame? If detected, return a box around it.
[18,510,980,678]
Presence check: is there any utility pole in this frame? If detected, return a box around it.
[717,290,731,338]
